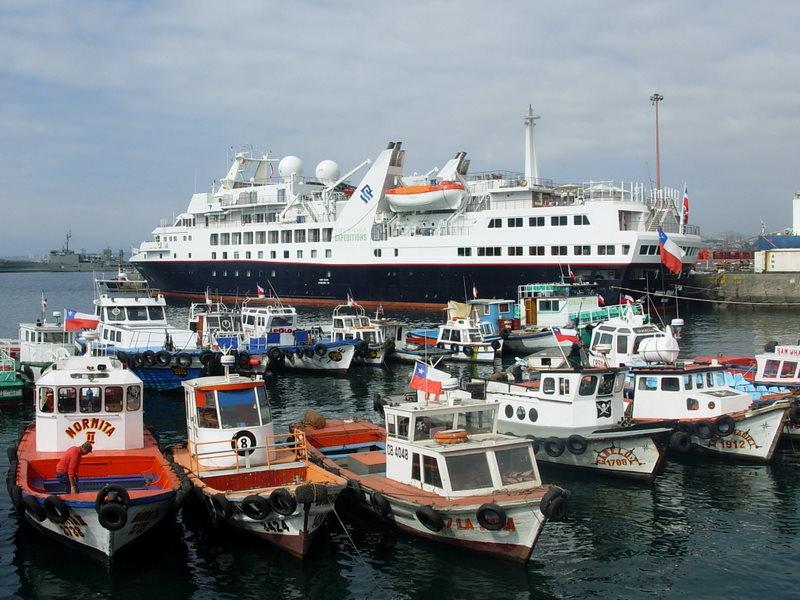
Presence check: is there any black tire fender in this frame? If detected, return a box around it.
[211,493,233,519]
[10,485,23,516]
[155,350,172,367]
[370,491,392,518]
[43,494,71,524]
[566,434,588,455]
[116,350,128,364]
[476,503,507,531]
[128,353,143,369]
[669,430,691,453]
[314,343,326,357]
[98,503,128,531]
[237,351,251,368]
[678,421,695,436]
[269,487,297,516]
[199,350,215,366]
[540,486,568,521]
[95,485,131,511]
[543,437,565,458]
[176,353,193,368]
[240,494,272,521]
[268,347,282,360]
[714,415,736,437]
[695,420,713,440]
[415,505,444,532]
[490,339,501,351]
[500,328,511,340]
[294,483,316,505]
[141,350,157,367]
[23,495,47,522]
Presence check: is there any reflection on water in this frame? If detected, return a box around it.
[2,274,800,598]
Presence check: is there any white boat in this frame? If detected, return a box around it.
[171,363,347,558]
[433,302,502,363]
[17,315,76,381]
[131,107,702,309]
[330,302,391,365]
[6,336,183,559]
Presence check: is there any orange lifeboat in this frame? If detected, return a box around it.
[433,429,469,445]
[385,181,466,213]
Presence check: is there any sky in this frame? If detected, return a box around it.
[2,1,799,256]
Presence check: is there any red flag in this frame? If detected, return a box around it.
[552,327,579,344]
[410,361,449,395]
[682,185,689,224]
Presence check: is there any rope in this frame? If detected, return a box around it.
[331,506,388,597]
[613,285,800,307]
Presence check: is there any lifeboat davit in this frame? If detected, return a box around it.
[385,181,466,213]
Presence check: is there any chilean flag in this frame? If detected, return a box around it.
[552,327,579,344]
[621,294,635,305]
[64,308,100,332]
[657,227,685,274]
[256,283,265,297]
[410,361,449,395]
[682,184,689,224]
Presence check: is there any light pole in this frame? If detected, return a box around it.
[650,93,664,190]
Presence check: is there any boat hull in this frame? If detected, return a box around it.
[262,343,355,373]
[130,365,205,391]
[687,404,789,461]
[503,330,571,354]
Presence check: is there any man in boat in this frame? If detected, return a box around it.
[55,442,93,494]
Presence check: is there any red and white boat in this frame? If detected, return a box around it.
[385,180,466,212]
[170,359,347,559]
[292,394,568,562]
[6,336,183,560]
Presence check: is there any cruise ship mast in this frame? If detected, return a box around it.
[523,105,540,184]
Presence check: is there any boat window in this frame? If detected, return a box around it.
[598,374,615,395]
[687,397,699,411]
[446,454,493,491]
[218,389,260,429]
[781,361,797,378]
[496,446,536,485]
[458,408,495,434]
[559,378,570,395]
[396,416,410,439]
[255,386,271,424]
[106,307,124,322]
[528,408,538,422]
[542,377,555,394]
[414,414,454,441]
[104,386,124,412]
[39,387,54,413]
[270,316,293,328]
[243,315,255,326]
[504,404,513,418]
[411,453,420,481]
[591,332,613,350]
[578,375,597,396]
[763,360,780,378]
[661,377,680,392]
[387,414,397,436]
[516,406,525,419]
[148,306,165,320]
[333,318,343,329]
[616,335,628,355]
[79,387,101,413]
[440,329,452,342]
[638,377,657,391]
[469,331,482,343]
[126,307,148,321]
[41,332,68,343]
[694,374,704,389]
[422,455,443,488]
[706,372,715,387]
[196,391,219,428]
[127,385,142,411]
[57,387,77,413]
[682,375,693,390]
[614,373,625,392]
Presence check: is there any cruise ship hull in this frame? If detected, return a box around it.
[134,260,684,309]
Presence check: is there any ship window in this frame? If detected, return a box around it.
[457,247,472,256]
[126,385,141,411]
[210,233,219,246]
[245,252,251,260]
[550,246,567,256]
[374,249,382,257]
[414,414,454,441]
[243,232,253,244]
[256,231,266,244]
[457,408,495,434]
[574,215,590,225]
[447,454,493,491]
[106,307,124,322]
[528,408,538,422]
[507,246,523,256]
[295,230,306,243]
[516,406,525,420]
[694,373,705,389]
[687,398,699,411]
[39,387,54,413]
[715,372,725,386]
[218,389,260,429]
[222,252,229,260]
[79,387,101,413]
[622,245,631,255]
[616,335,628,354]
[579,375,598,396]
[387,414,396,436]
[296,250,303,258]
[529,246,545,256]
[507,217,523,227]
[559,378,570,395]
[396,416,409,439]
[551,216,567,226]
[682,375,693,390]
[104,386,123,412]
[57,387,77,413]
[311,249,317,258]
[781,361,797,378]
[232,232,241,245]
[268,231,278,244]
[196,391,219,428]
[270,251,276,259]
[614,373,625,392]
[147,307,164,320]
[542,377,555,394]
[309,229,320,242]
[282,251,289,259]
[258,251,264,259]
[322,228,333,242]
[638,377,657,391]
[220,233,230,245]
[661,377,680,392]
[411,452,420,480]
[325,249,332,258]
[496,446,536,485]
[529,216,545,227]
[281,231,292,244]
[234,270,239,277]
[488,218,502,228]
[574,245,591,255]
[598,245,615,255]
[422,455,443,488]
[598,374,615,395]
[504,404,513,418]
[126,307,148,321]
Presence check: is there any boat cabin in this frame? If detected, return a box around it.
[383,398,541,497]
[588,311,682,368]
[468,299,518,337]
[630,365,752,420]
[19,318,75,371]
[189,298,242,347]
[239,302,310,352]
[331,303,385,345]
[436,301,498,345]
[754,346,800,386]
[34,353,144,452]
[181,374,275,470]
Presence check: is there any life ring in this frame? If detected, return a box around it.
[490,340,501,351]
[241,494,272,520]
[98,503,128,531]
[314,344,327,357]
[566,434,588,455]
[22,495,46,522]
[669,430,691,453]
[433,429,469,445]
[367,348,379,359]
[694,420,713,440]
[43,494,70,524]
[95,485,130,511]
[714,415,736,437]
[211,493,233,519]
[519,179,528,187]
[370,492,392,518]
[176,353,193,368]
[269,487,297,516]
[539,487,567,521]
[128,353,143,369]
[155,350,172,367]
[415,505,444,532]
[141,350,157,367]
[476,503,507,531]
[543,437,565,457]
[199,350,215,366]
[268,347,282,360]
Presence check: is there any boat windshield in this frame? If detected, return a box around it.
[413,413,454,441]
[218,389,261,429]
[468,330,482,342]
[495,446,536,485]
[256,386,271,424]
[446,453,494,491]
[456,408,495,434]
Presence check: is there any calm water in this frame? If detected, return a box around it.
[1,272,799,599]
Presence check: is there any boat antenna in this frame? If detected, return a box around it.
[462,276,468,303]
[267,280,283,307]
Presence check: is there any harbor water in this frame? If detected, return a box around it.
[1,272,799,599]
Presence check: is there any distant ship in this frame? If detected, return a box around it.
[131,108,702,308]
[0,232,126,273]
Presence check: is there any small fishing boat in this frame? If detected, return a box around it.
[408,302,502,363]
[170,360,347,558]
[16,304,76,381]
[391,341,453,363]
[330,301,392,365]
[292,377,568,563]
[0,345,24,401]
[385,180,466,213]
[6,334,183,560]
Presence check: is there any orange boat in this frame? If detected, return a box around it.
[385,180,466,212]
[6,342,184,560]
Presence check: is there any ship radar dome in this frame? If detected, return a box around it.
[278,156,303,181]
[315,160,340,184]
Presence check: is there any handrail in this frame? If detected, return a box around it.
[187,430,308,476]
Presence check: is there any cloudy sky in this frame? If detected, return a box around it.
[2,1,798,256]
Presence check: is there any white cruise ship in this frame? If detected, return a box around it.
[131,108,701,308]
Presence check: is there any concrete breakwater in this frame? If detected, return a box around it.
[687,272,800,305]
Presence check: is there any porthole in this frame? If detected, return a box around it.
[528,408,538,422]
[504,404,514,418]
[708,401,716,409]
[516,406,525,420]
